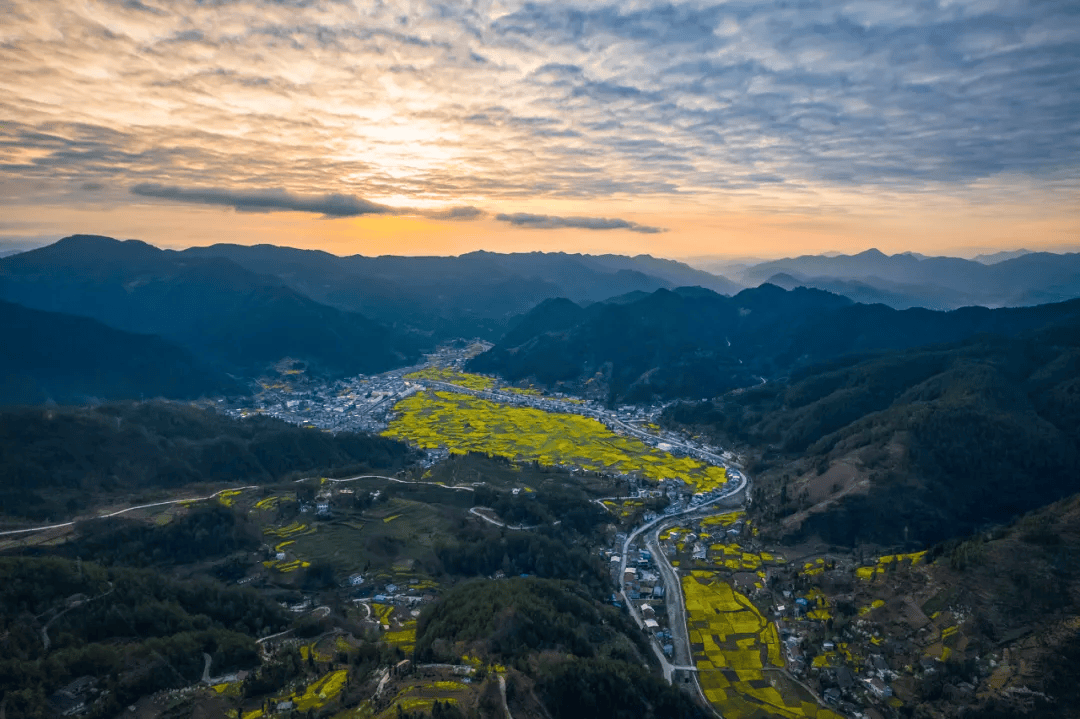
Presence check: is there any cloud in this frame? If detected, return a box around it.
[131,183,391,217]
[131,183,482,220]
[0,0,1077,220]
[495,212,664,234]
[425,205,485,220]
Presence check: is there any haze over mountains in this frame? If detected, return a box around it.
[717,248,1080,311]
[4,234,1080,408]
[0,234,743,402]
[179,242,741,337]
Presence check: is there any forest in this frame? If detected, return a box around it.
[414,578,706,719]
[666,326,1080,546]
[0,401,417,520]
[435,525,612,598]
[0,556,289,719]
[53,505,257,568]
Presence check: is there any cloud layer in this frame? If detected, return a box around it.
[496,212,663,234]
[0,0,1077,232]
[130,182,490,221]
[131,184,391,217]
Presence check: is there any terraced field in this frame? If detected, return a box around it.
[683,571,842,719]
[240,669,348,719]
[856,551,928,581]
[384,390,727,491]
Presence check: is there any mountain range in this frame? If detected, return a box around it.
[0,235,748,402]
[0,235,422,380]
[470,284,1080,403]
[731,248,1080,310]
[178,243,741,337]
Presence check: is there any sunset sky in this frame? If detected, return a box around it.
[1,0,1078,260]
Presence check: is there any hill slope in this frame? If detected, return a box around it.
[665,324,1080,547]
[0,299,242,405]
[0,235,419,377]
[0,401,417,521]
[471,286,1080,403]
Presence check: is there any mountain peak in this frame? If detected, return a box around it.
[853,248,887,258]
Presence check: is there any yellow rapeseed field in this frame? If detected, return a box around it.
[384,390,727,491]
[404,367,495,390]
[683,571,842,719]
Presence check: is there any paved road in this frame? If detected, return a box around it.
[468,506,539,530]
[617,469,748,683]
[0,486,260,538]
[296,473,475,492]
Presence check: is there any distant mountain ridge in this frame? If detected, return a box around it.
[740,248,1080,310]
[0,235,421,378]
[470,284,1080,403]
[179,243,741,338]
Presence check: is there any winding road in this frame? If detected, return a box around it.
[0,487,260,538]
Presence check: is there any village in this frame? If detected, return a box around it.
[602,499,976,719]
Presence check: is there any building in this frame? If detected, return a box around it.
[866,677,892,699]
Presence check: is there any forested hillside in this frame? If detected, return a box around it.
[665,326,1080,547]
[0,235,421,378]
[0,401,417,521]
[0,300,243,405]
[415,578,706,719]
[0,556,290,719]
[472,285,1080,403]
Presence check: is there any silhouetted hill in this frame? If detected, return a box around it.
[665,320,1080,547]
[0,299,242,405]
[0,401,418,521]
[0,235,420,377]
[471,286,1080,403]
[179,243,739,338]
[470,285,852,400]
[743,249,1080,309]
[415,577,707,719]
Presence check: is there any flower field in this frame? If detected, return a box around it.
[684,571,843,719]
[383,390,727,491]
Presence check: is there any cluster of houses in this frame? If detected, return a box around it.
[610,547,676,657]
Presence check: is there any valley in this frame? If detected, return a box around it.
[2,242,1079,719]
[1,347,919,719]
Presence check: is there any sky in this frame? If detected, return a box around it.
[1,0,1078,260]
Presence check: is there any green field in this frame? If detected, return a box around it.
[384,390,726,491]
